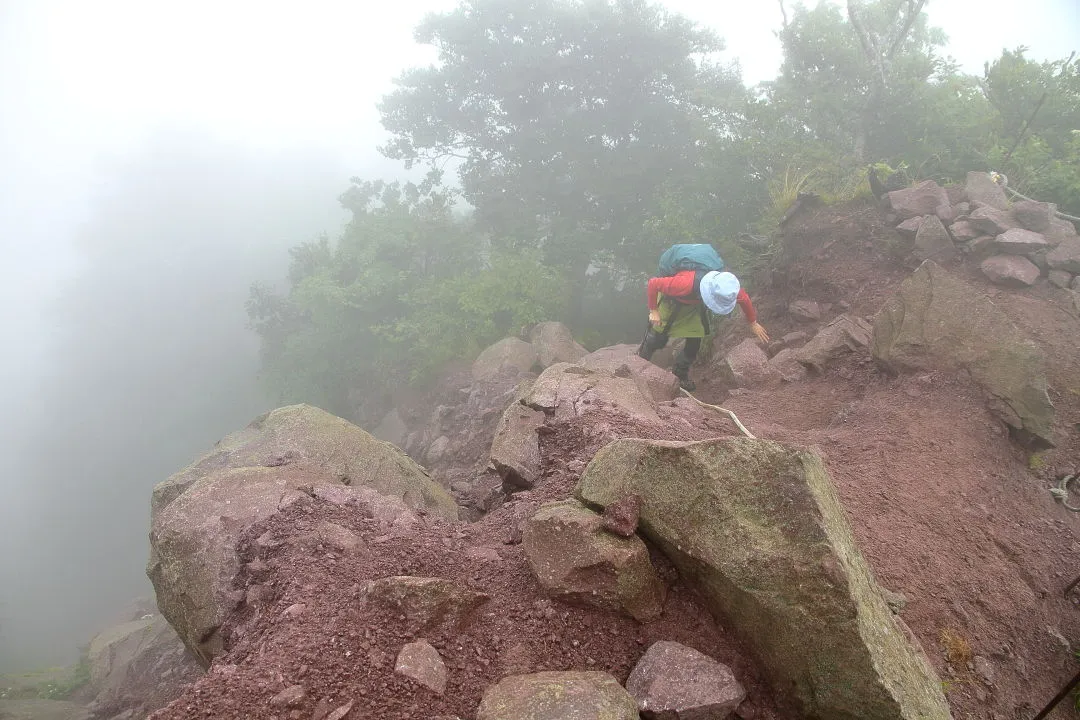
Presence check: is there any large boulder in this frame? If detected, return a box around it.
[85,614,200,717]
[147,405,458,666]
[872,261,1054,447]
[793,314,872,373]
[1048,237,1080,273]
[476,671,639,720]
[529,322,588,368]
[964,171,1008,210]
[522,363,659,424]
[580,345,680,402]
[887,180,949,220]
[716,339,780,388]
[626,640,746,719]
[980,255,1041,287]
[472,337,539,382]
[490,403,546,490]
[150,404,457,518]
[577,438,952,720]
[523,499,665,622]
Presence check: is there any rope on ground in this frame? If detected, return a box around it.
[990,171,1080,223]
[1049,472,1080,512]
[679,388,757,439]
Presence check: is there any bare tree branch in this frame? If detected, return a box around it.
[885,0,928,61]
[778,0,789,30]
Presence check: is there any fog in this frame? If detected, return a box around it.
[1,0,1076,672]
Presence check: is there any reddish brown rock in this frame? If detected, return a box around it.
[601,494,642,537]
[887,180,949,220]
[626,640,747,719]
[991,228,1050,256]
[980,255,1041,287]
[395,640,448,695]
[964,171,1008,210]
[1011,200,1055,233]
[717,339,781,388]
[969,206,1017,236]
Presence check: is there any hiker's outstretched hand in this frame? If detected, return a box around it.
[648,309,661,328]
[751,322,770,344]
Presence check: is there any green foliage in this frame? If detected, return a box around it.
[248,175,567,418]
[249,0,1080,417]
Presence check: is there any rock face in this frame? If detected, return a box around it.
[86,614,200,717]
[472,337,540,381]
[964,171,1008,210]
[490,403,546,490]
[361,576,488,632]
[872,261,1054,448]
[476,671,640,720]
[523,500,665,622]
[793,314,872,373]
[912,214,955,261]
[992,228,1050,256]
[150,404,456,518]
[626,641,746,719]
[717,339,780,388]
[887,180,950,220]
[529,321,588,368]
[576,438,952,720]
[522,363,659,424]
[579,345,680,402]
[395,640,447,695]
[147,405,458,665]
[980,255,1041,287]
[1048,237,1080,273]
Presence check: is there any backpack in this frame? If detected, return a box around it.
[657,243,725,276]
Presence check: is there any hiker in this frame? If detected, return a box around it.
[638,268,769,392]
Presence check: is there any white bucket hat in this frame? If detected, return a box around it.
[699,271,740,315]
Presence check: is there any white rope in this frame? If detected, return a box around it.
[990,171,1080,223]
[679,388,757,439]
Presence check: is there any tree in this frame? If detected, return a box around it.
[766,0,959,164]
[379,0,746,321]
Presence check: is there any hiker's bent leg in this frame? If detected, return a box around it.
[638,327,669,361]
[673,337,702,392]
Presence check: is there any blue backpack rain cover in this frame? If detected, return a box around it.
[657,243,725,276]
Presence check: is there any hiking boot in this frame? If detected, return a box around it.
[679,377,696,392]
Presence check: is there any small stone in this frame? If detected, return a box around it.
[949,220,981,243]
[395,640,448,695]
[768,348,809,383]
[789,299,822,322]
[626,640,747,719]
[980,255,1041,287]
[718,339,782,388]
[973,655,995,686]
[781,330,809,346]
[270,685,306,708]
[913,214,956,261]
[282,603,307,618]
[325,701,356,720]
[601,494,642,537]
[476,671,638,720]
[895,216,923,239]
[1049,270,1073,289]
[969,206,1017,235]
